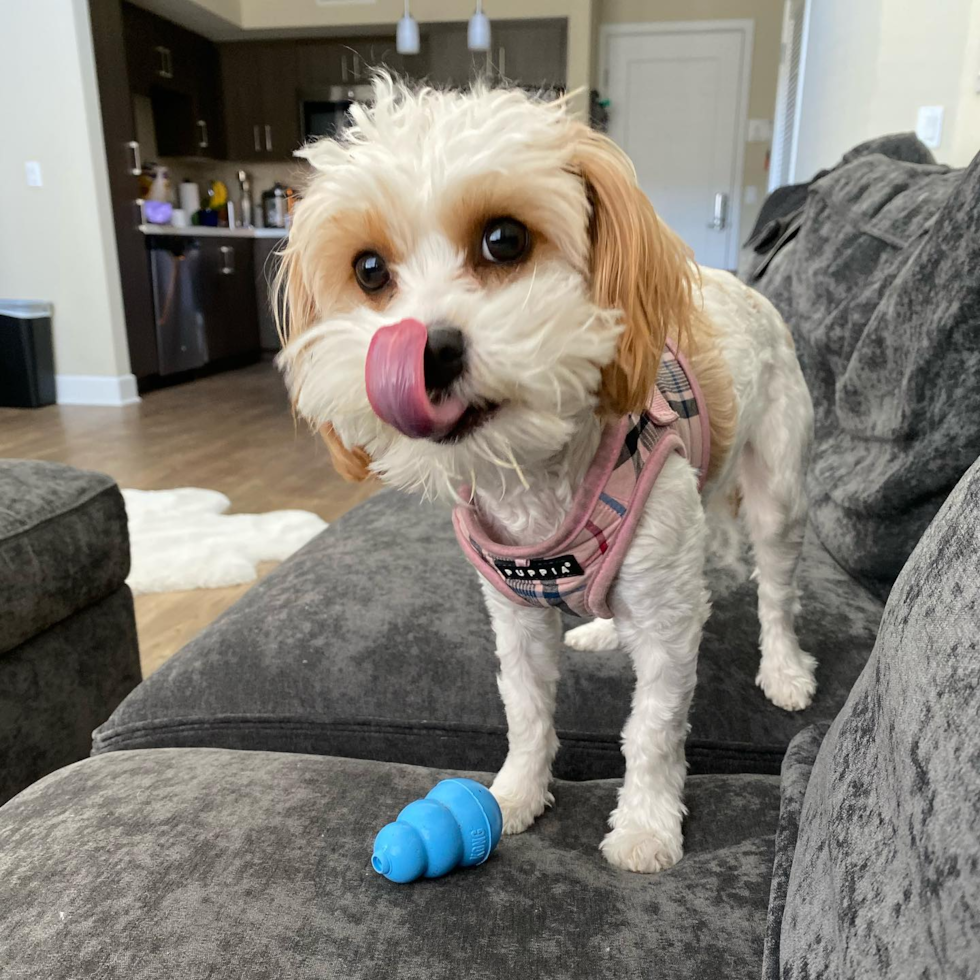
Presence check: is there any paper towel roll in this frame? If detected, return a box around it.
[178,181,201,216]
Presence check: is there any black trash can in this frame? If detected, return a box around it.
[0,301,55,408]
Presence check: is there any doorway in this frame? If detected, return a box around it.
[600,21,754,270]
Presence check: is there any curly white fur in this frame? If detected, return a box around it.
[278,79,817,872]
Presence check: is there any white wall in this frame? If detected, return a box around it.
[0,0,135,401]
[794,0,980,180]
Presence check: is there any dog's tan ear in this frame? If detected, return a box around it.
[572,127,697,416]
[273,242,318,347]
[319,423,373,483]
[275,244,375,482]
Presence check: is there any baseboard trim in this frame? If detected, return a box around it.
[55,374,140,406]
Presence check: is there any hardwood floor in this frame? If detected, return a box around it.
[0,359,377,675]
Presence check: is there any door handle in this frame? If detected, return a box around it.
[265,124,273,152]
[220,245,235,275]
[127,140,142,176]
[197,120,208,149]
[707,192,729,231]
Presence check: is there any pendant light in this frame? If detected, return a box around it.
[468,0,491,52]
[396,0,420,55]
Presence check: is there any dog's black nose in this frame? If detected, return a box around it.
[424,324,466,392]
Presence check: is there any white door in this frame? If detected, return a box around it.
[603,24,751,269]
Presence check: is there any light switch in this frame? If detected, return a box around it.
[24,161,43,187]
[916,106,944,149]
[746,119,774,143]
[745,186,760,206]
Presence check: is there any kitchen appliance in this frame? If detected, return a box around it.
[262,183,289,229]
[148,237,208,375]
[299,85,373,142]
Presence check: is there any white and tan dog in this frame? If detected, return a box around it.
[276,78,816,873]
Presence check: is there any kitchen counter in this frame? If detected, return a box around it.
[139,224,287,239]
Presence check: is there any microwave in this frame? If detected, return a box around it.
[299,85,374,143]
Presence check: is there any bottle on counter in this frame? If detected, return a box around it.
[238,170,252,228]
[262,182,288,229]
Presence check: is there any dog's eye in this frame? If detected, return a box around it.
[353,252,390,293]
[481,218,530,264]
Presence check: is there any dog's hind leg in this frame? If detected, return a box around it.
[738,349,817,711]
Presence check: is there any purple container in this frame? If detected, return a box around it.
[144,201,173,225]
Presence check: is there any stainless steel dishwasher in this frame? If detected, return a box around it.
[148,236,209,375]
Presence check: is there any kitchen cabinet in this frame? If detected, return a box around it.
[421,24,483,88]
[199,238,260,361]
[221,43,300,161]
[493,20,567,88]
[297,38,407,92]
[122,2,225,159]
[416,20,566,90]
[89,0,158,379]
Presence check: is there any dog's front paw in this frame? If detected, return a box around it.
[600,826,683,873]
[490,784,553,835]
[563,618,619,652]
[756,652,817,711]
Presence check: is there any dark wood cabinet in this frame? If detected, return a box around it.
[122,2,224,159]
[89,0,158,380]
[221,43,300,161]
[494,20,567,88]
[199,238,260,361]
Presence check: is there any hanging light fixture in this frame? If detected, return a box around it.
[467,0,491,52]
[396,0,420,55]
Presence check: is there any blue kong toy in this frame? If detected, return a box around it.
[371,778,503,883]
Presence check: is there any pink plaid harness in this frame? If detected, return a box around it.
[453,341,710,619]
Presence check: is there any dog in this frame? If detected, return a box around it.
[276,77,816,873]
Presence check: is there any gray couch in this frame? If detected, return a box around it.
[1,141,978,978]
[0,460,141,805]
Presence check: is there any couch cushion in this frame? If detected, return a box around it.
[0,586,140,805]
[93,490,882,777]
[0,460,130,655]
[752,149,980,599]
[773,456,980,979]
[0,748,779,980]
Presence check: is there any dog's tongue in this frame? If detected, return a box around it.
[365,318,467,440]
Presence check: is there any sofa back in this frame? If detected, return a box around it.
[778,455,980,978]
[752,145,980,598]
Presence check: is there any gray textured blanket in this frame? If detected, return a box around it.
[751,143,980,598]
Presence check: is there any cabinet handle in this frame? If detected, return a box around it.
[341,54,348,82]
[127,140,141,176]
[220,245,235,275]
[155,45,172,79]
[352,52,360,79]
[499,45,506,78]
[265,124,272,152]
[253,124,261,152]
[197,120,208,149]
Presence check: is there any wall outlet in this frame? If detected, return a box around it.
[916,106,944,149]
[24,161,43,187]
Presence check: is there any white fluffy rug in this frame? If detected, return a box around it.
[122,488,328,595]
